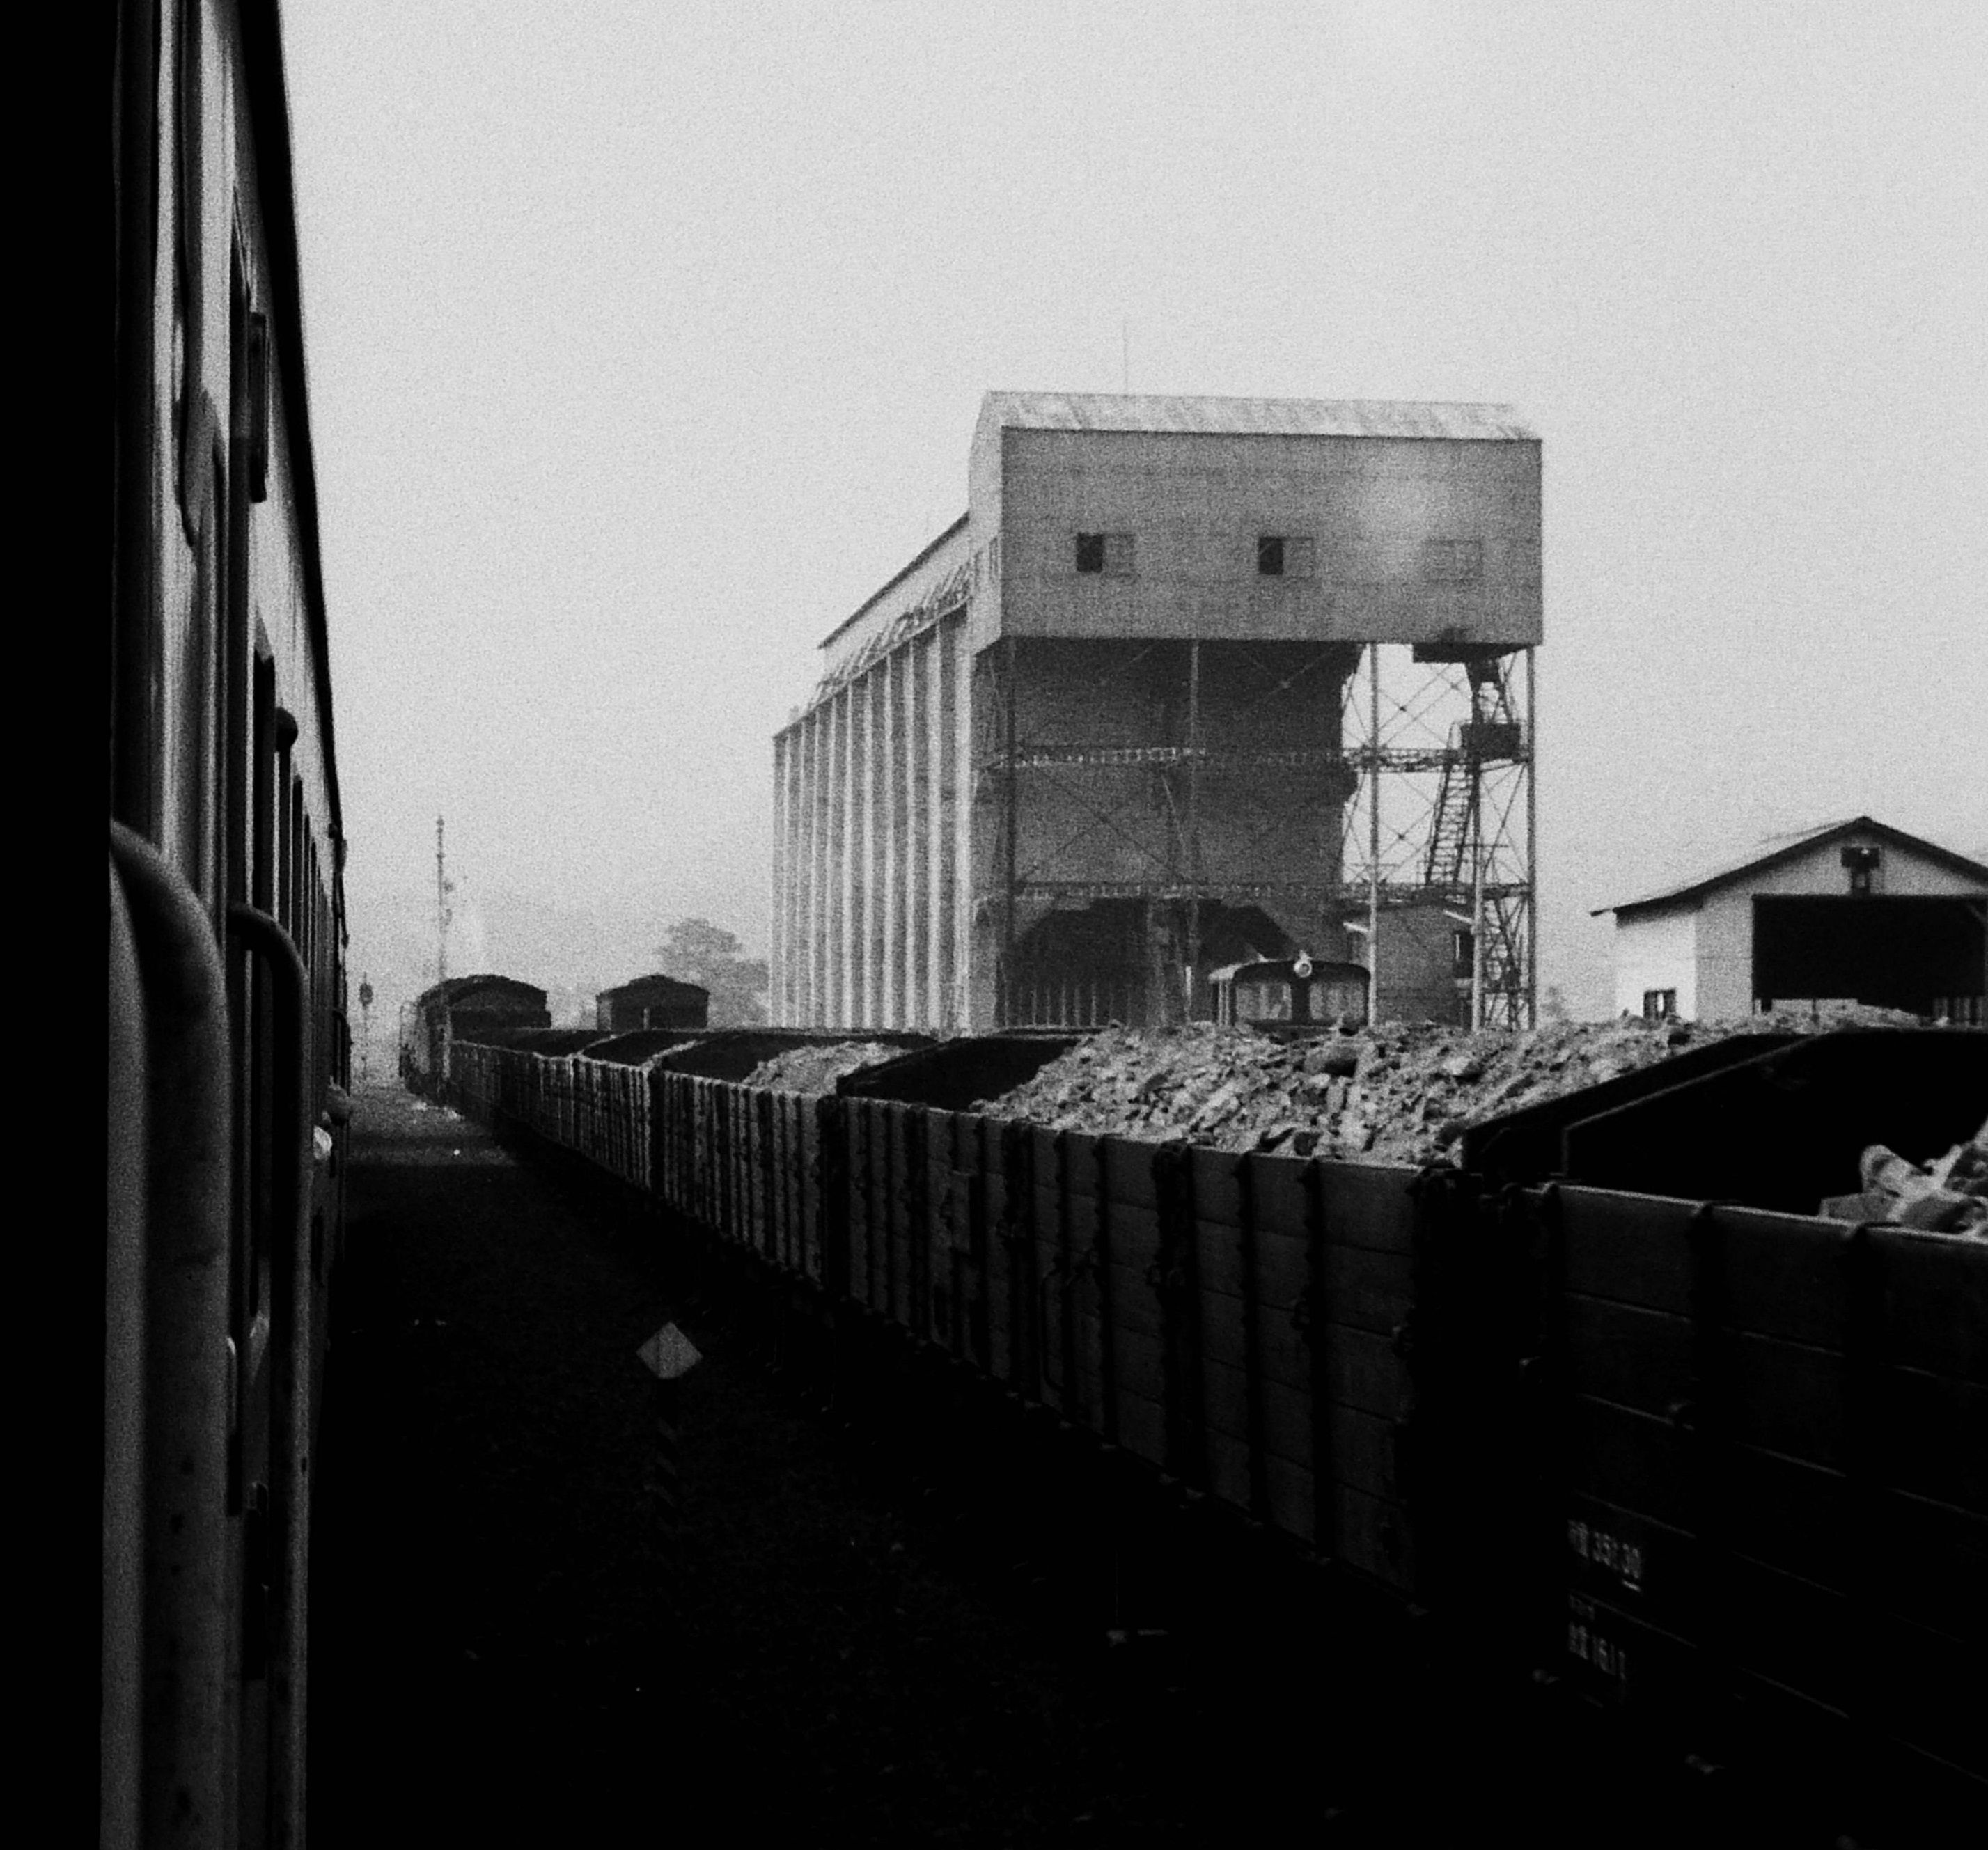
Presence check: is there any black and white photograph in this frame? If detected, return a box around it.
[104,3,1985,1844]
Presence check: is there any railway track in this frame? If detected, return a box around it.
[318,1081,1946,1844]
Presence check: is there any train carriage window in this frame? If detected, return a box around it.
[275,757,290,929]
[171,521,211,891]
[1236,980,1292,1021]
[289,778,304,936]
[246,647,275,1324]
[173,0,202,513]
[251,654,274,907]
[272,710,298,932]
[245,312,270,502]
[311,840,324,992]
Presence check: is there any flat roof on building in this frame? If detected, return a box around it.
[981,391,1537,441]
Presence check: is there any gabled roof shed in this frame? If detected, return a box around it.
[1595,817,1987,1023]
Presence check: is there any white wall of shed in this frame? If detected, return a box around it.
[1623,832,1988,1022]
[1611,908,1698,1019]
[1738,833,1985,901]
[1694,886,1753,1019]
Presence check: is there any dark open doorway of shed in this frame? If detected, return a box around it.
[1752,895,1987,1021]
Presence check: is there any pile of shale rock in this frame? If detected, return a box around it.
[974,1007,1922,1167]
[744,1041,907,1096]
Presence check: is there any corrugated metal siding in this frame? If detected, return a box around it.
[790,538,981,724]
[817,513,972,653]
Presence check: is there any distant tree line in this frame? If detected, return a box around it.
[652,918,768,1027]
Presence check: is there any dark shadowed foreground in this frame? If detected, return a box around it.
[310,1083,1830,1847]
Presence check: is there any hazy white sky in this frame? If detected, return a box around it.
[285,0,1987,1017]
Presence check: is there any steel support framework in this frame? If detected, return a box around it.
[1338,643,1537,1029]
[974,640,1536,1030]
[973,638,1365,1028]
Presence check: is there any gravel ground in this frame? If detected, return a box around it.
[308,1081,1837,1847]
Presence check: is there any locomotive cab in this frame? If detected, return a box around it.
[1210,955,1370,1028]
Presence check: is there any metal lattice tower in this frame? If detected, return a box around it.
[1339,644,1537,1028]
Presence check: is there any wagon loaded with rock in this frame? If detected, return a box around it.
[439,1012,1987,1837]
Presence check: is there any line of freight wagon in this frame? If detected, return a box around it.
[428,1022,1987,1834]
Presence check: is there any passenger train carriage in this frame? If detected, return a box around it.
[107,2,347,1843]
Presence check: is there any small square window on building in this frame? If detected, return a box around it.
[1642,988,1678,1021]
[1076,532,1134,576]
[1257,535,1317,578]
[1423,538,1484,583]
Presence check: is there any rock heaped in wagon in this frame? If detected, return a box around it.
[973,1008,1925,1166]
[744,1041,907,1096]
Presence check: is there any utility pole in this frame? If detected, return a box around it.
[435,817,455,1086]
[1368,644,1382,1024]
[1184,640,1202,1019]
[435,817,452,986]
[1526,647,1539,1029]
[1469,758,1487,1030]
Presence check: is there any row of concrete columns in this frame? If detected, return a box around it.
[772,611,973,1028]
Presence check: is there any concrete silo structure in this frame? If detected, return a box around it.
[772,393,1541,1033]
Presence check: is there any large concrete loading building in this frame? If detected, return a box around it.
[772,393,1542,1032]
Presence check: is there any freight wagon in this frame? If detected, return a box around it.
[401,975,551,1087]
[437,1024,1987,1834]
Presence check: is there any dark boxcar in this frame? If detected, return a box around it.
[596,973,711,1033]
[407,974,550,1091]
